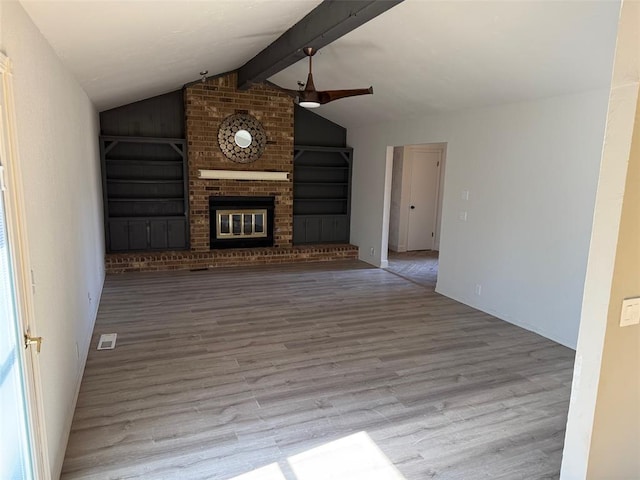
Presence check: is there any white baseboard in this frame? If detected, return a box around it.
[435,283,576,350]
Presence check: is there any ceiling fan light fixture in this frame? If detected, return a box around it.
[299,100,320,108]
[282,47,373,108]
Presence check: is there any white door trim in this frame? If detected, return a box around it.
[0,51,51,480]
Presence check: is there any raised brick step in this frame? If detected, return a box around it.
[105,244,359,273]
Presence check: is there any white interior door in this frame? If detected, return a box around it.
[0,52,47,480]
[0,173,35,480]
[407,149,441,251]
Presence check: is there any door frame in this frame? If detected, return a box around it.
[0,51,51,480]
[387,143,447,254]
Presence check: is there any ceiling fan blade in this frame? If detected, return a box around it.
[317,87,373,104]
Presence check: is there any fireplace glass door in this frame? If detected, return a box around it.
[217,209,267,239]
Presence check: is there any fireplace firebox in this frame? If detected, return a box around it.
[209,196,275,249]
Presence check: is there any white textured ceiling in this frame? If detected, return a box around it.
[20,0,323,110]
[21,0,620,128]
[270,0,620,128]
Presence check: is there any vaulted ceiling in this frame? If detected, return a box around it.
[21,0,620,129]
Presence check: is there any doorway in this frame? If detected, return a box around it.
[385,143,446,289]
[388,144,445,252]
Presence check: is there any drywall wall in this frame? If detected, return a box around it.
[588,90,640,480]
[562,2,640,477]
[348,89,610,348]
[388,146,404,251]
[1,2,104,477]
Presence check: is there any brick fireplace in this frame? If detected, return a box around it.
[104,72,357,273]
[187,72,293,251]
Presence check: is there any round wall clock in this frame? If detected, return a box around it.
[217,113,267,163]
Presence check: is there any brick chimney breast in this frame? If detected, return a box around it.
[185,72,294,252]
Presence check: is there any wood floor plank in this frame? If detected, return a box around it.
[62,258,574,480]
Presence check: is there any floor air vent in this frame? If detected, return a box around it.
[97,333,117,350]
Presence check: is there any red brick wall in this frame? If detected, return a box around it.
[185,72,294,251]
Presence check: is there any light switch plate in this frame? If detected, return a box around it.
[97,333,118,350]
[620,297,640,327]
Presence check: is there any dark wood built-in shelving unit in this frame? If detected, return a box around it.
[293,145,352,245]
[101,136,189,252]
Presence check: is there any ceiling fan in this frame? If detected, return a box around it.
[284,47,373,109]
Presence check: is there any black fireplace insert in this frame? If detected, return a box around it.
[209,196,275,249]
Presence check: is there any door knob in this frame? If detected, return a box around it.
[410,205,416,209]
[24,333,43,353]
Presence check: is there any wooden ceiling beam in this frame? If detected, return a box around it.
[237,0,404,90]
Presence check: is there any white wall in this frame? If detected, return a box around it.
[349,89,610,348]
[1,2,105,477]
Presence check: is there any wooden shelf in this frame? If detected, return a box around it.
[294,181,348,185]
[295,165,349,170]
[295,198,347,202]
[293,213,348,217]
[108,197,184,202]
[107,179,183,184]
[293,146,352,245]
[106,159,183,166]
[101,135,189,253]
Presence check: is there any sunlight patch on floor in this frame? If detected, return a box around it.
[230,462,287,480]
[288,431,406,480]
[229,432,406,480]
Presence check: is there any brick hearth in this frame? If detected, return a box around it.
[105,245,358,273]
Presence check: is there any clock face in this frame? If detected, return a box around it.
[217,113,266,163]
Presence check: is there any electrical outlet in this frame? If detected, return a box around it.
[475,284,482,296]
[620,297,640,327]
[369,247,375,256]
[87,292,92,304]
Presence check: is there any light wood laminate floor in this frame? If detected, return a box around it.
[62,261,574,480]
[386,250,439,289]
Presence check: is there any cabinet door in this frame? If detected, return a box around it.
[320,216,349,243]
[108,220,129,252]
[293,216,322,244]
[293,216,307,244]
[167,219,187,249]
[304,217,322,244]
[149,220,168,249]
[333,216,349,243]
[127,220,148,250]
[320,216,337,242]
